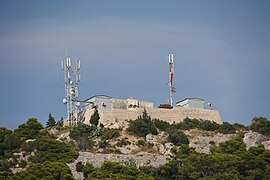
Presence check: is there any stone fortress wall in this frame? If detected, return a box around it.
[80,107,222,129]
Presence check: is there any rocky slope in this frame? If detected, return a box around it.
[51,128,270,179]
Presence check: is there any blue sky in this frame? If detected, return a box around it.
[0,0,269,129]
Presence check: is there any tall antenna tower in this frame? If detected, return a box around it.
[62,56,81,126]
[168,53,175,107]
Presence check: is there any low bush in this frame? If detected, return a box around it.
[76,162,84,172]
[116,138,131,147]
[168,130,189,146]
[153,119,170,131]
[101,129,120,140]
[127,109,158,137]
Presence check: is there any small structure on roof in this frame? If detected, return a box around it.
[176,98,204,109]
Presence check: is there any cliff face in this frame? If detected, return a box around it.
[72,107,222,129]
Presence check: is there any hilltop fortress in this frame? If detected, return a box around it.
[64,95,222,128]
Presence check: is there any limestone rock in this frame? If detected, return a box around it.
[243,131,270,149]
[186,129,232,154]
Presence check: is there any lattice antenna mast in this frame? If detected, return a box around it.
[62,56,81,126]
[168,53,175,107]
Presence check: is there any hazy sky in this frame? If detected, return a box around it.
[0,0,269,129]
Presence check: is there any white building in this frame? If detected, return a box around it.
[176,98,204,109]
[84,95,154,110]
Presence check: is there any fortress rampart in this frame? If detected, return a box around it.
[77,107,222,129]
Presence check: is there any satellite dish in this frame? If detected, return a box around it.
[76,102,80,107]
[63,99,68,104]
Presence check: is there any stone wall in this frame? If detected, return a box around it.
[80,107,222,129]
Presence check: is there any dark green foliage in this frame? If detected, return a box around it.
[153,119,170,131]
[76,162,84,172]
[90,109,100,126]
[0,131,21,158]
[210,139,246,154]
[250,117,270,135]
[70,123,97,150]
[0,171,13,179]
[174,117,237,134]
[14,118,43,139]
[153,142,270,180]
[0,128,12,143]
[176,117,201,130]
[0,159,12,171]
[70,123,97,140]
[233,123,248,131]
[46,113,56,128]
[218,122,236,134]
[200,120,219,131]
[82,163,95,178]
[116,138,131,147]
[28,137,78,163]
[137,139,146,147]
[126,109,158,137]
[57,117,64,126]
[85,161,154,179]
[98,140,108,148]
[11,161,73,180]
[101,129,120,140]
[168,130,189,146]
[209,140,215,145]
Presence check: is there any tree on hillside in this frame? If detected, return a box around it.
[14,118,43,139]
[250,117,270,136]
[11,161,73,180]
[46,113,56,128]
[90,109,100,126]
[168,130,189,146]
[126,109,158,137]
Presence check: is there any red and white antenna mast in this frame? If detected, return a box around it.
[168,53,175,107]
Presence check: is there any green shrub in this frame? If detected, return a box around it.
[137,140,146,147]
[28,137,78,163]
[70,123,97,140]
[83,162,95,178]
[101,129,120,140]
[218,122,236,134]
[76,162,84,172]
[90,109,100,126]
[11,161,73,180]
[168,130,189,146]
[116,138,131,147]
[233,123,248,131]
[176,118,201,130]
[14,118,43,140]
[153,119,170,131]
[249,117,270,135]
[127,109,158,137]
[19,160,28,168]
[98,140,108,148]
[200,120,219,131]
[210,139,246,154]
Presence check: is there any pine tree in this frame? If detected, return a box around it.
[46,113,56,128]
[90,109,100,126]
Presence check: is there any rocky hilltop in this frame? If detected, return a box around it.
[2,115,270,179]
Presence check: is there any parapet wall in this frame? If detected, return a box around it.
[81,107,222,129]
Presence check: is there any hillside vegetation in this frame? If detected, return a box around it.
[1,111,270,179]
